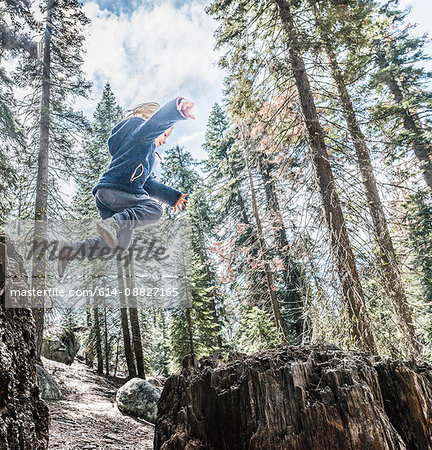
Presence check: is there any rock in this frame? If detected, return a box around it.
[42,327,80,365]
[154,344,432,450]
[116,378,161,423]
[35,364,63,400]
[146,376,165,390]
[0,236,49,449]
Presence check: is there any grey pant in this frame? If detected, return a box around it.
[77,187,163,258]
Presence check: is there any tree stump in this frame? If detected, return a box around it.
[154,345,432,449]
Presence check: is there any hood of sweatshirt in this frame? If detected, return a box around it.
[107,117,145,156]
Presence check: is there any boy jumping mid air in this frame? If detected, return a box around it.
[58,97,195,276]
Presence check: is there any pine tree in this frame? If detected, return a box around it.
[208,0,376,351]
[309,0,419,356]
[187,185,224,351]
[161,144,225,365]
[276,0,375,351]
[240,123,286,341]
[255,124,307,344]
[405,190,432,346]
[202,102,268,337]
[238,305,280,353]
[0,0,35,224]
[371,3,432,190]
[20,0,91,356]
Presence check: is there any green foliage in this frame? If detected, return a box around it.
[168,309,192,372]
[0,2,33,224]
[141,309,170,377]
[161,145,225,369]
[406,190,432,340]
[369,3,432,158]
[238,305,279,353]
[161,144,200,194]
[12,0,92,218]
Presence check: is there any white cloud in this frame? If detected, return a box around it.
[178,130,205,145]
[75,1,225,163]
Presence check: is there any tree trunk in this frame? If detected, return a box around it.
[242,132,286,342]
[93,303,103,374]
[275,0,375,352]
[236,190,267,307]
[0,236,50,449]
[186,307,194,357]
[258,153,306,341]
[85,298,93,367]
[116,258,136,378]
[124,257,145,379]
[103,305,109,376]
[31,0,54,358]
[113,334,120,378]
[375,47,432,191]
[322,35,419,357]
[154,345,432,449]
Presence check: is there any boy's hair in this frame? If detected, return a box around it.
[124,102,161,120]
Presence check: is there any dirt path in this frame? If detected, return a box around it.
[43,357,154,449]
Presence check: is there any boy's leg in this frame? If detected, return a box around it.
[59,189,163,274]
[96,189,163,248]
[71,189,118,258]
[58,192,116,276]
[111,194,163,228]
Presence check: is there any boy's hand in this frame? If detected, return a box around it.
[174,193,188,211]
[177,99,196,120]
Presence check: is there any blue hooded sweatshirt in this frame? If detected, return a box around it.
[92,97,187,207]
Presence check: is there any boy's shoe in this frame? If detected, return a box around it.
[58,240,77,277]
[96,217,120,248]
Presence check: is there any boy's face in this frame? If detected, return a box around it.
[155,127,173,148]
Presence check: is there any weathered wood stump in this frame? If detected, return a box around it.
[154,345,432,449]
[0,236,49,449]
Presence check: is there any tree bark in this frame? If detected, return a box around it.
[275,0,375,352]
[0,236,49,449]
[116,258,136,378]
[186,307,194,357]
[85,298,93,367]
[242,131,286,342]
[93,303,103,374]
[31,0,55,358]
[155,345,432,449]
[375,47,432,191]
[258,153,305,340]
[322,34,419,357]
[124,257,145,379]
[103,305,109,376]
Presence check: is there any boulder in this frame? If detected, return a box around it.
[116,377,161,423]
[42,327,80,365]
[0,236,49,449]
[154,344,432,450]
[35,364,63,400]
[146,376,164,390]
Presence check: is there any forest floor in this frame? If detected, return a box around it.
[43,357,155,449]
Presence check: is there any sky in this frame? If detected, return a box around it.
[75,0,225,173]
[73,0,431,178]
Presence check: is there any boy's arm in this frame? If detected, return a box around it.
[143,176,182,207]
[131,97,188,144]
